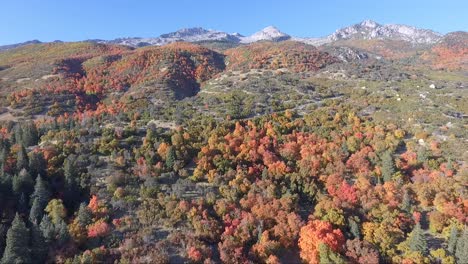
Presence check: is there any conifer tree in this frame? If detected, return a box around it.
[29,152,47,178]
[1,214,31,264]
[447,226,458,255]
[30,224,48,263]
[381,151,395,182]
[318,243,346,264]
[349,217,361,239]
[63,157,80,210]
[39,215,55,243]
[55,218,70,244]
[166,146,176,169]
[455,229,468,264]
[12,169,34,198]
[408,223,428,255]
[401,189,412,213]
[29,176,51,224]
[0,224,6,258]
[16,145,29,172]
[77,203,92,227]
[21,121,38,147]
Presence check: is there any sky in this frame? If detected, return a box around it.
[1,0,467,45]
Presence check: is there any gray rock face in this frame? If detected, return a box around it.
[327,20,442,45]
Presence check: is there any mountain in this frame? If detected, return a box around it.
[101,27,242,47]
[326,19,442,45]
[0,40,42,52]
[101,26,291,47]
[240,26,291,43]
[420,31,468,70]
[3,20,458,51]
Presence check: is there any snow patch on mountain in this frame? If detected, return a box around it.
[240,26,291,43]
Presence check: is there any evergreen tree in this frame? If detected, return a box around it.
[13,126,23,145]
[28,152,47,178]
[417,147,429,164]
[408,223,428,255]
[30,224,48,263]
[318,243,346,264]
[455,229,468,264]
[29,176,51,224]
[0,172,12,203]
[17,193,28,214]
[0,224,6,258]
[401,189,412,213]
[1,214,31,264]
[447,226,458,255]
[12,169,34,198]
[55,218,70,244]
[63,157,80,210]
[349,217,361,239]
[381,151,395,182]
[39,215,54,243]
[21,121,38,147]
[16,145,29,172]
[165,146,176,169]
[227,93,244,119]
[76,203,92,226]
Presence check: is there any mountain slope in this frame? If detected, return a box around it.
[225,41,337,72]
[420,31,468,70]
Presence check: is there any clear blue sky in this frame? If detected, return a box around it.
[1,0,467,45]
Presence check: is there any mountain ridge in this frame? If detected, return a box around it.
[1,20,459,51]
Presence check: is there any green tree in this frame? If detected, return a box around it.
[76,203,92,227]
[55,219,70,244]
[408,223,428,255]
[401,189,412,213]
[30,224,47,263]
[349,217,361,239]
[29,176,51,224]
[16,145,29,172]
[447,226,458,255]
[381,151,395,182]
[12,169,34,198]
[165,146,176,170]
[63,157,80,210]
[0,224,6,258]
[1,214,31,264]
[318,243,346,264]
[28,152,47,178]
[21,122,38,147]
[455,229,468,263]
[39,215,54,243]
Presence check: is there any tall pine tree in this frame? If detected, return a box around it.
[29,152,47,178]
[381,151,395,182]
[63,156,80,210]
[408,223,428,255]
[16,145,29,172]
[29,176,51,224]
[30,224,48,263]
[455,229,468,264]
[1,214,31,264]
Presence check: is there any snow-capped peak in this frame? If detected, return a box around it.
[240,26,291,43]
[360,19,380,28]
